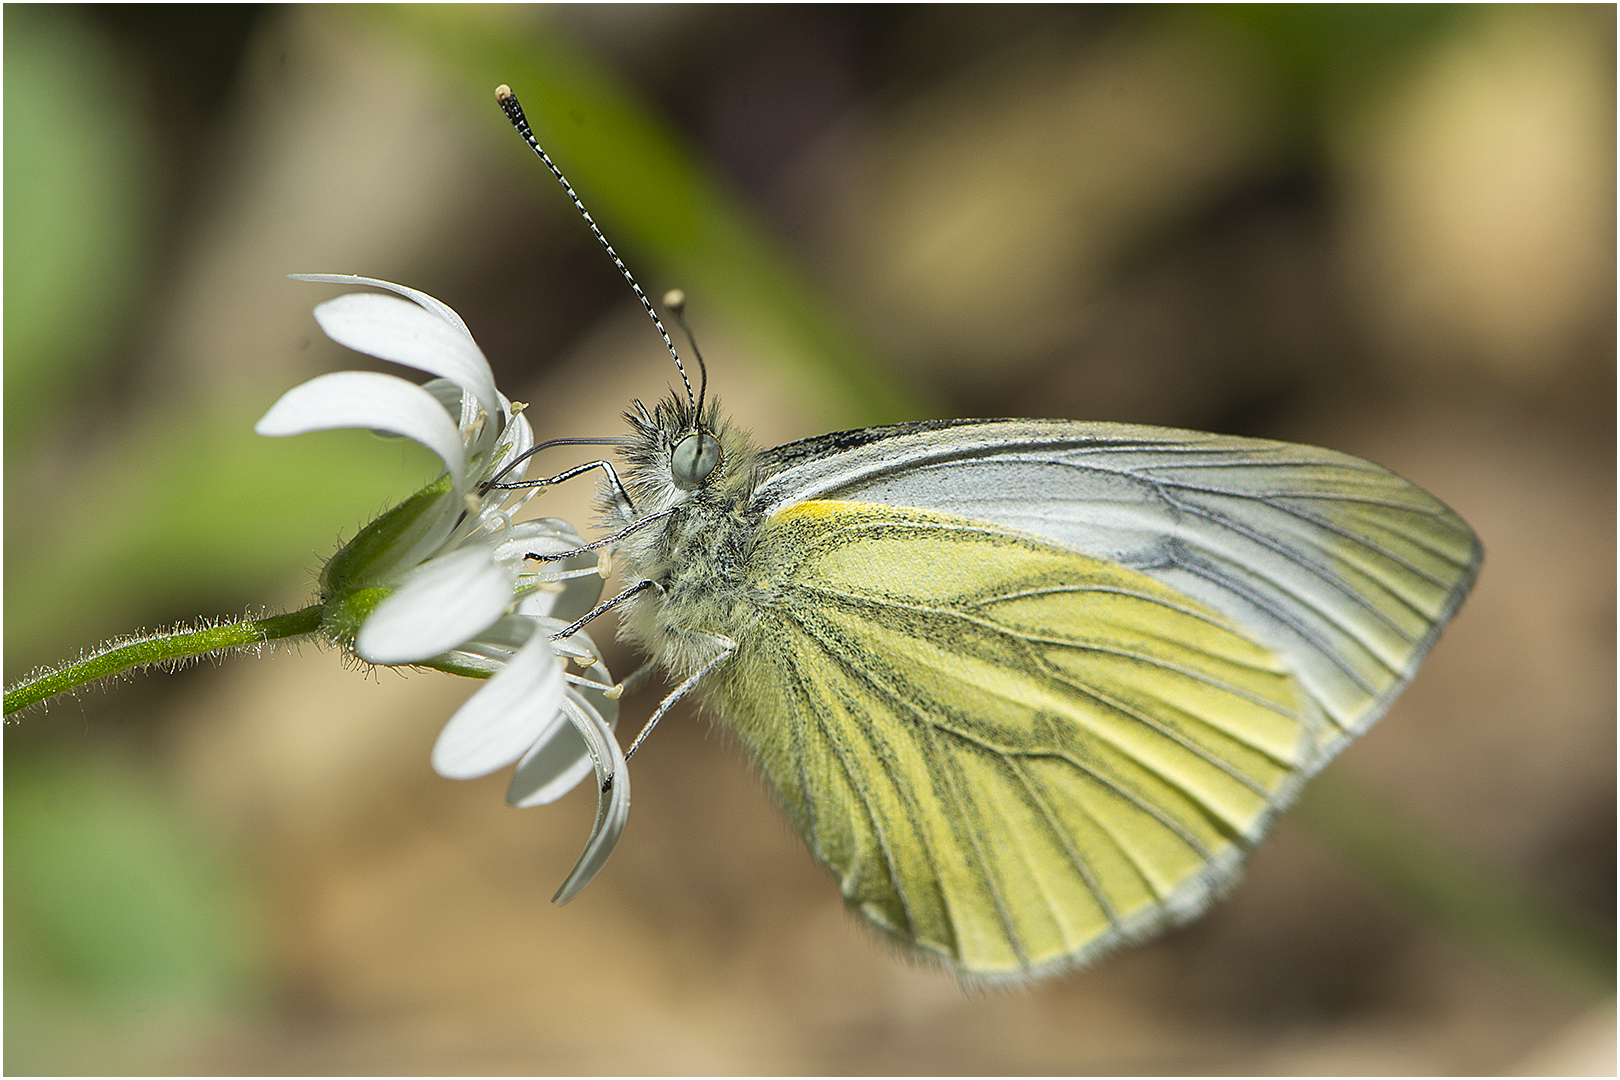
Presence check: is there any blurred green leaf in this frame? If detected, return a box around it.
[4,6,155,456]
[377,6,931,429]
[4,750,259,1008]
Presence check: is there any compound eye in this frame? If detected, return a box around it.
[671,431,721,490]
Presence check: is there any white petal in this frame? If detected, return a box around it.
[503,521,605,626]
[289,273,474,338]
[551,696,630,905]
[506,696,597,809]
[312,292,498,422]
[460,613,532,651]
[256,371,467,487]
[430,623,566,780]
[507,667,619,809]
[357,546,514,664]
[497,518,587,556]
[480,406,536,503]
[420,377,467,422]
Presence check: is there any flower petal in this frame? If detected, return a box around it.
[357,546,514,664]
[506,698,597,809]
[289,273,474,339]
[420,377,468,423]
[507,665,619,808]
[256,370,467,487]
[312,292,498,423]
[430,622,566,780]
[504,519,604,626]
[498,517,587,553]
[551,697,630,905]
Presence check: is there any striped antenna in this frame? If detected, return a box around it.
[496,85,694,412]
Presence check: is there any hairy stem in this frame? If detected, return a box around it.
[4,605,325,715]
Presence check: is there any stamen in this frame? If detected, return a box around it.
[563,672,617,694]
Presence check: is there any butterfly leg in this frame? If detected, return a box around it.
[523,507,679,563]
[479,435,632,506]
[487,458,635,515]
[550,579,655,640]
[624,632,736,761]
[456,456,635,532]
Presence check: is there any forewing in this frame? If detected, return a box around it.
[714,501,1320,981]
[752,420,1481,762]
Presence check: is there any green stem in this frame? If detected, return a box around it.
[4,605,325,715]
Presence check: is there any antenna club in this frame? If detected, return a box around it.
[663,288,686,312]
[495,84,513,101]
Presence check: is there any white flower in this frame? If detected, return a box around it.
[257,274,627,902]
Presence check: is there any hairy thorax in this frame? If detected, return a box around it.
[603,405,766,680]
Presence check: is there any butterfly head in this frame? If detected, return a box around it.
[617,392,758,520]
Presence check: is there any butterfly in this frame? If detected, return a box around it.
[494,86,1482,984]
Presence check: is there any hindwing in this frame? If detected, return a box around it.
[711,500,1323,981]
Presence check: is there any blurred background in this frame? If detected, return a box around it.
[4,5,1614,1073]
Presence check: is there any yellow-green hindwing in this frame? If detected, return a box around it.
[709,500,1321,982]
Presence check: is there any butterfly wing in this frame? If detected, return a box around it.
[710,499,1322,981]
[749,420,1482,766]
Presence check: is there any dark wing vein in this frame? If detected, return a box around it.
[1164,548,1383,696]
[785,640,920,943]
[967,583,1260,640]
[1007,756,1121,928]
[795,619,970,955]
[921,723,1032,968]
[1164,494,1418,661]
[1267,497,1477,582]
